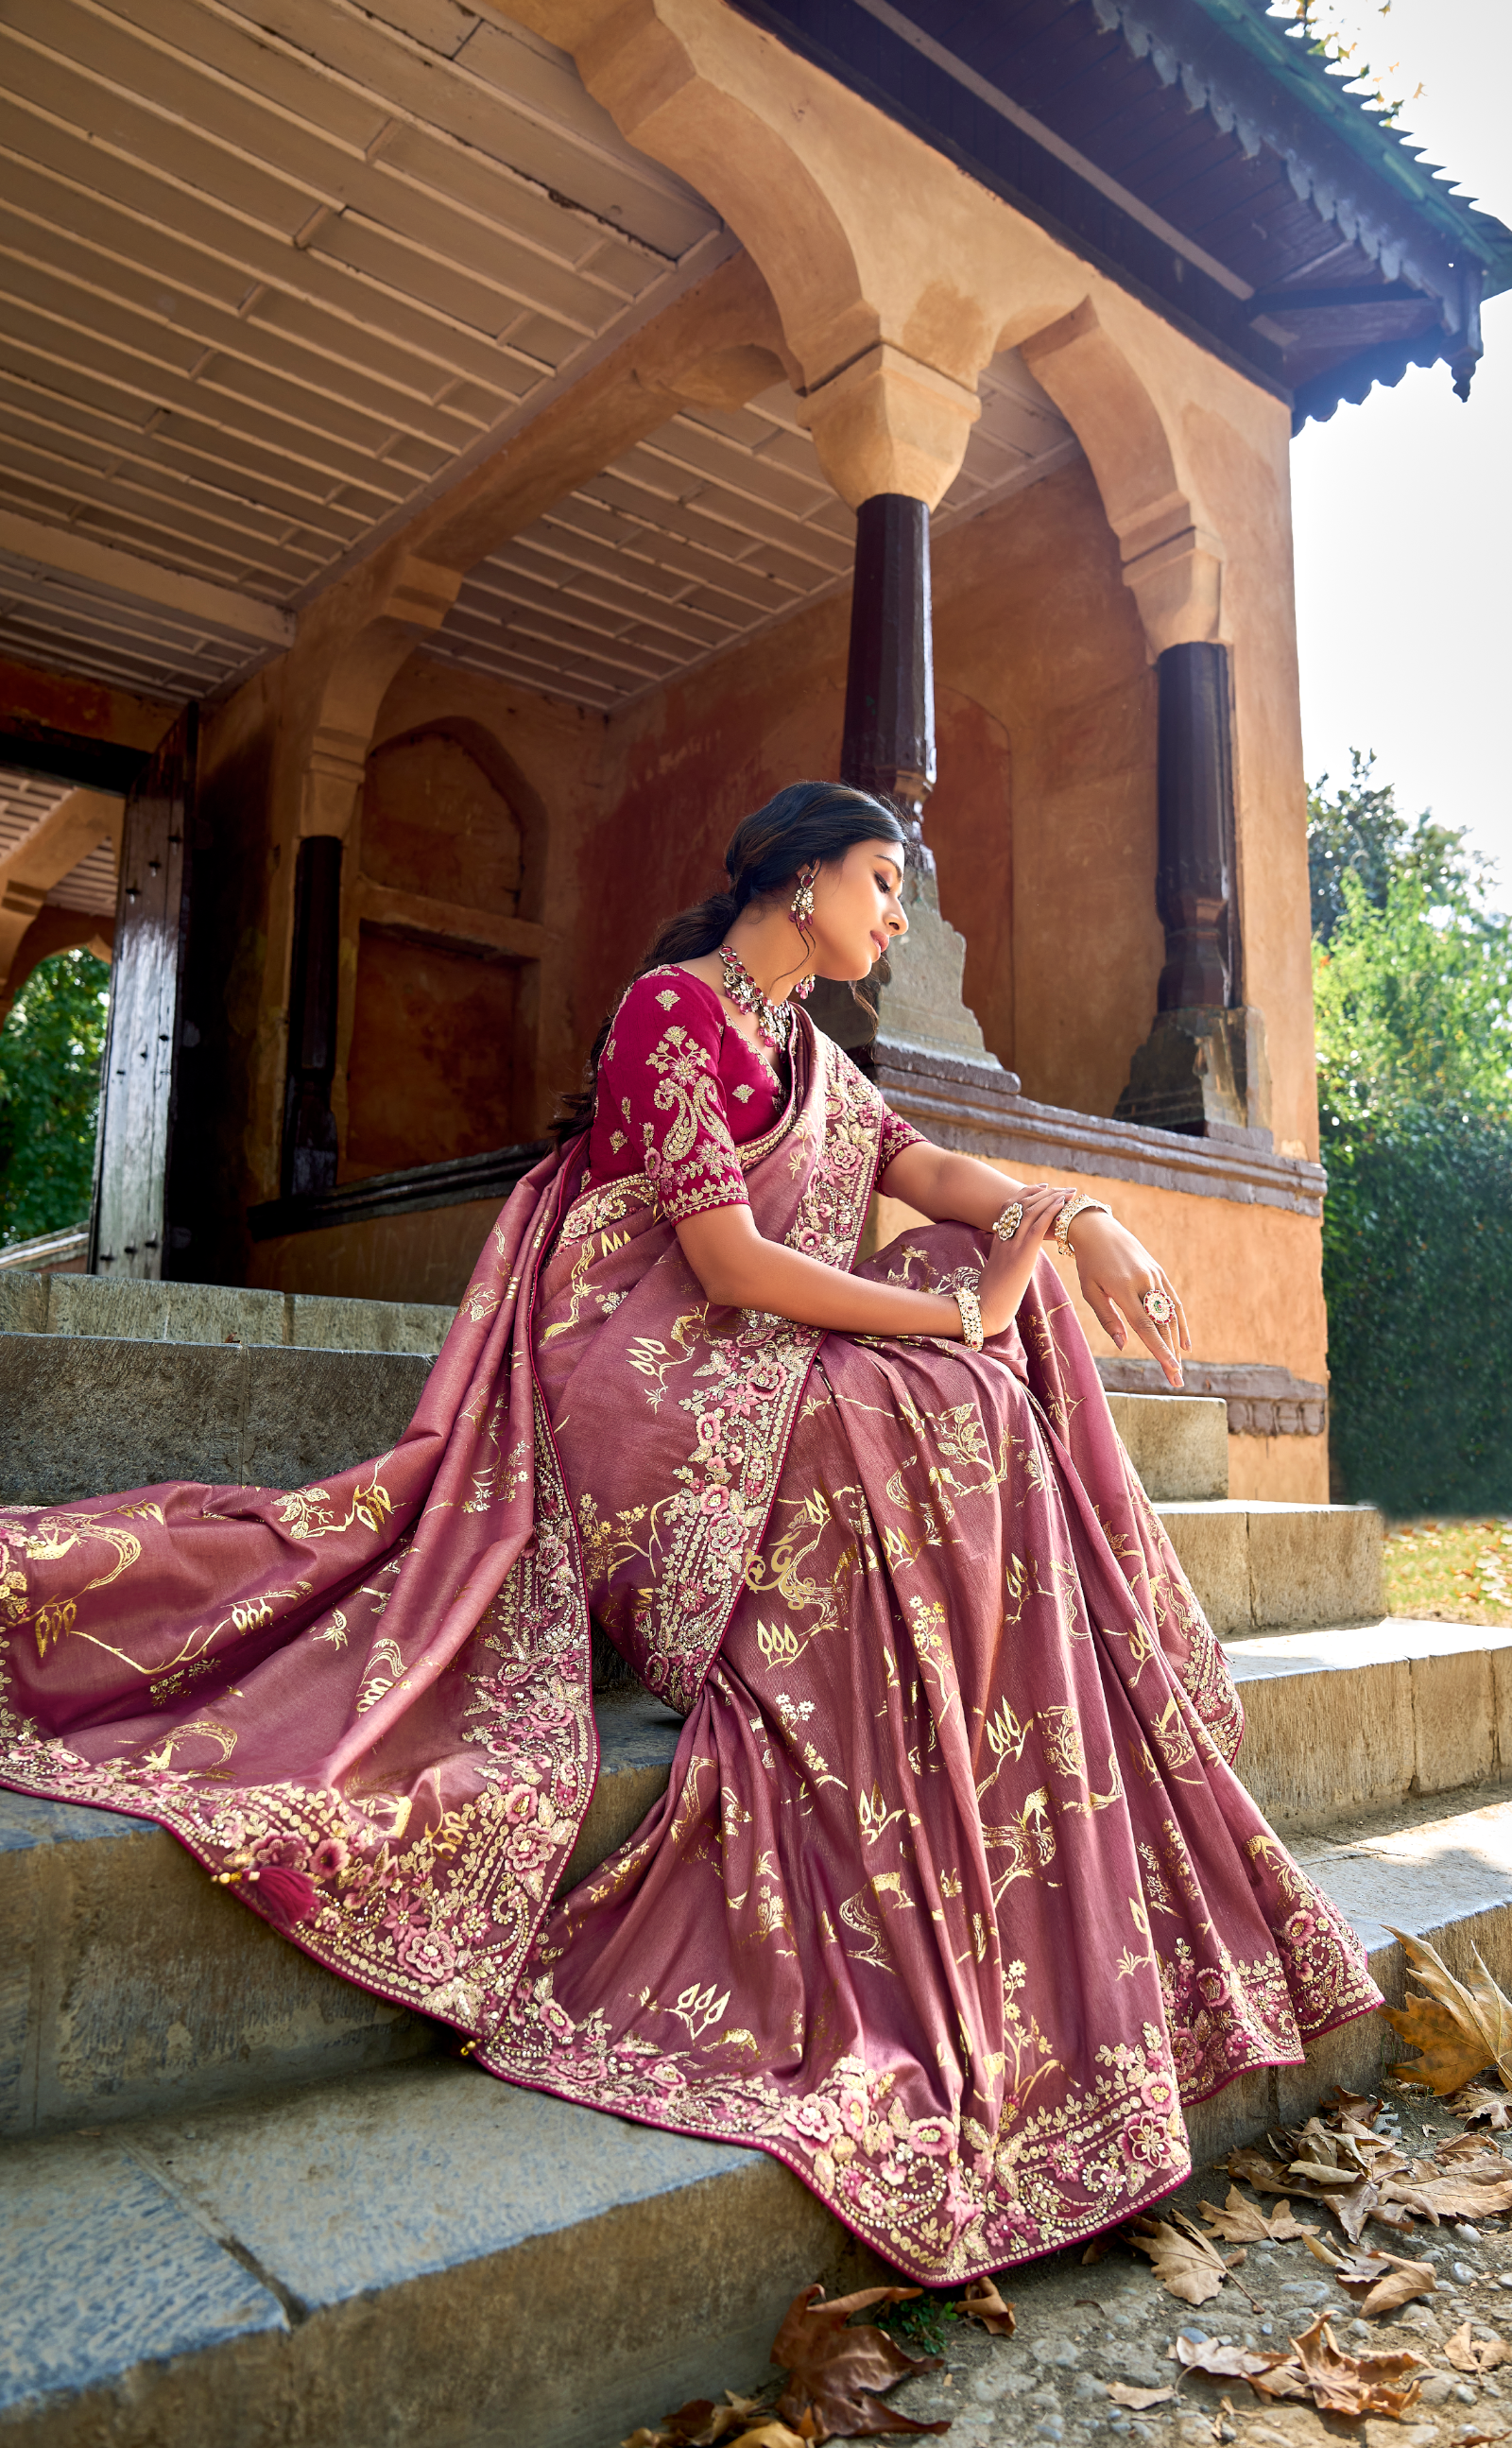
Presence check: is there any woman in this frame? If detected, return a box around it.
[0,781,1376,2284]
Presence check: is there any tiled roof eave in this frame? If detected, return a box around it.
[1093,0,1512,314]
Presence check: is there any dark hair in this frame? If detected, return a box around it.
[552,780,907,1145]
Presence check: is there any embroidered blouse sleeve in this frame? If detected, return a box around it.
[878,1101,926,1175]
[601,974,751,1223]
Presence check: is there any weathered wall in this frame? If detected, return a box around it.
[0,653,177,759]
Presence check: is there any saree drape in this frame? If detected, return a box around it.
[0,1009,1379,2282]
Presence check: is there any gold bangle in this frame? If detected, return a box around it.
[991,1200,1024,1244]
[953,1274,985,1350]
[1054,1192,1110,1259]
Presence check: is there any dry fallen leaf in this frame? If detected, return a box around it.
[1332,2248,1438,2317]
[1287,2315,1427,2419]
[1227,2145,1294,2196]
[1445,2319,1512,2374]
[1170,2336,1289,2382]
[628,2397,770,2448]
[1453,2082,1512,2130]
[1107,2381,1177,2409]
[1383,1925,1512,2095]
[728,2428,813,2448]
[1079,2234,1112,2266]
[959,2279,1015,2337]
[1197,2187,1314,2245]
[1233,2317,1428,2420]
[770,2285,950,2439]
[1129,2213,1235,2306]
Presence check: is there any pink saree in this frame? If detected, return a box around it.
[0,1008,1378,2283]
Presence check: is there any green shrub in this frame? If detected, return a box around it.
[0,949,110,1248]
[1311,783,1512,1514]
[1323,1108,1512,1514]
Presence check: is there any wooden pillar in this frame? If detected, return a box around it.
[840,492,935,843]
[1155,642,1235,1012]
[281,835,342,1198]
[811,491,1004,1076]
[1118,642,1272,1140]
[90,709,198,1280]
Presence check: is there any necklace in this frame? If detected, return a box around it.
[718,943,793,1052]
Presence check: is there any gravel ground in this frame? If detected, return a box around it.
[869,2078,1511,2448]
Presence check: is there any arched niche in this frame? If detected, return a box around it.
[358,715,548,923]
[344,718,547,1176]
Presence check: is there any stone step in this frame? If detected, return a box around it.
[0,1687,683,2141]
[12,1623,1509,2142]
[2,1328,1231,1509]
[1226,1616,1512,1831]
[5,1790,1511,2448]
[0,1267,455,1353]
[1105,1388,1228,1501]
[1160,1495,1383,1633]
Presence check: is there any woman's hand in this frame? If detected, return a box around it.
[977,1184,1067,1337]
[1063,1211,1189,1388]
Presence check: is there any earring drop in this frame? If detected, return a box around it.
[790,863,817,998]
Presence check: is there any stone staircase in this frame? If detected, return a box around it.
[2,1273,1510,2444]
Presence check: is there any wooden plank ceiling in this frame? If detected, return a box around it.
[0,0,1082,722]
[0,765,117,918]
[0,0,721,699]
[431,350,1079,711]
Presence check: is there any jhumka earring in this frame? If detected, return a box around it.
[789,862,818,999]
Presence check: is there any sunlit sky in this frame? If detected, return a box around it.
[1287,0,1512,892]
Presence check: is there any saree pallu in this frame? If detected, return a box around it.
[0,1011,1379,2281]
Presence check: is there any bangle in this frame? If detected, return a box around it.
[1054,1192,1110,1259]
[991,1200,1023,1244]
[953,1274,985,1350]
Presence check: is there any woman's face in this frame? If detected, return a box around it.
[806,838,908,982]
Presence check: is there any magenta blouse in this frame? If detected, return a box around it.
[585,967,923,1223]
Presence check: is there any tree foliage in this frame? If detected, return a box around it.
[1311,761,1512,1514]
[1308,750,1491,947]
[0,949,110,1249]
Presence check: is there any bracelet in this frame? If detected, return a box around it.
[991,1200,1023,1244]
[1054,1191,1110,1259]
[953,1274,985,1350]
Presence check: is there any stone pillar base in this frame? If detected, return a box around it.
[809,871,1003,1075]
[1115,1006,1273,1146]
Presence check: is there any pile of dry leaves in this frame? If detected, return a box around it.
[1113,1927,1512,2422]
[628,1933,1512,2442]
[623,2280,1013,2448]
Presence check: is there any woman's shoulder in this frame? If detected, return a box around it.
[603,966,726,1062]
[613,965,725,1031]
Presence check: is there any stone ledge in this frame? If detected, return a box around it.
[1100,1355,1328,1438]
[869,1042,1326,1215]
[0,1271,455,1353]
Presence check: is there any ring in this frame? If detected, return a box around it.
[1141,1287,1176,1327]
[991,1201,1023,1244]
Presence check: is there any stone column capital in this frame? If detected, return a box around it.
[798,344,980,513]
[1120,520,1226,657]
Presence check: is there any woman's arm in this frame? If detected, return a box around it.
[880,1139,1033,1229]
[675,1187,1066,1343]
[880,1138,1189,1389]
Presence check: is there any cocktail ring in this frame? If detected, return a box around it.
[991,1201,1024,1244]
[1141,1287,1176,1326]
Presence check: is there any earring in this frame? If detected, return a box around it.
[790,862,817,998]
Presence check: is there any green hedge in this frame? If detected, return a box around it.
[1323,1107,1512,1515]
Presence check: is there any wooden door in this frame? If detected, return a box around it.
[89,708,197,1278]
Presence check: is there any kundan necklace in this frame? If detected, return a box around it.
[718,942,795,1052]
